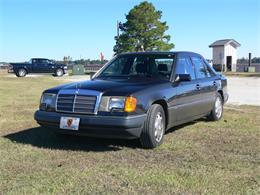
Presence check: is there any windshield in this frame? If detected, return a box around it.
[97,54,175,80]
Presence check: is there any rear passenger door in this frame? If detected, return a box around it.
[191,55,217,115]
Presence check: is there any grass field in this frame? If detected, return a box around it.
[0,71,260,194]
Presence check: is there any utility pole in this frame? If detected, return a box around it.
[249,53,252,67]
[114,21,121,54]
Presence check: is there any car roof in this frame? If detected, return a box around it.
[31,58,50,60]
[118,51,202,57]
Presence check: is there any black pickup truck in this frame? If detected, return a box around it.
[35,52,228,149]
[8,58,68,77]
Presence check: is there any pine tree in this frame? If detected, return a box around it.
[114,1,174,54]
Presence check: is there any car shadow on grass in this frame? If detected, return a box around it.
[4,127,141,152]
[165,118,207,134]
[4,118,209,151]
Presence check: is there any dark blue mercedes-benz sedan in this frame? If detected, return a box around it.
[35,51,228,148]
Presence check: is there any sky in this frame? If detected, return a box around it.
[0,0,259,62]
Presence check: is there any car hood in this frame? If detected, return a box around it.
[45,77,168,96]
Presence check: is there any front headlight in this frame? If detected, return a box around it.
[109,97,125,111]
[99,96,137,112]
[40,93,57,111]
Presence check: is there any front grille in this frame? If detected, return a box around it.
[56,94,97,114]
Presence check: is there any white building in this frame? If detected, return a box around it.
[209,39,241,72]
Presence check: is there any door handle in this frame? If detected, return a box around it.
[196,84,201,90]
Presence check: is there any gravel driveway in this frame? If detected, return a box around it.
[226,76,260,106]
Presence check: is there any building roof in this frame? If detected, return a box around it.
[209,39,241,48]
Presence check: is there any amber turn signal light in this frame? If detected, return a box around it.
[124,97,137,112]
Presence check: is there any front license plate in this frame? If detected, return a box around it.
[60,117,80,131]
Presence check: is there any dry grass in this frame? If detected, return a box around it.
[0,71,260,194]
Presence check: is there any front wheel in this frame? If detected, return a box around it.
[207,93,223,121]
[55,69,64,77]
[140,104,165,149]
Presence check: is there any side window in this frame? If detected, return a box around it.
[191,57,208,79]
[35,59,47,64]
[33,59,41,67]
[38,59,43,64]
[204,62,216,77]
[41,59,48,64]
[175,56,196,80]
[36,59,43,64]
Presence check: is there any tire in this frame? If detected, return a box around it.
[16,68,27,77]
[55,69,64,77]
[140,104,166,149]
[207,93,223,121]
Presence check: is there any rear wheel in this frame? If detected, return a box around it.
[55,69,64,77]
[16,68,27,77]
[207,93,223,121]
[140,104,165,149]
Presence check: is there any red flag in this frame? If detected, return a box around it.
[100,52,104,61]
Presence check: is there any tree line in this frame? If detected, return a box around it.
[62,56,108,65]
[237,57,260,63]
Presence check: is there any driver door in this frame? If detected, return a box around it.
[46,60,56,73]
[32,59,48,73]
[172,54,202,122]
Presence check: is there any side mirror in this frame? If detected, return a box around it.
[174,74,192,82]
[89,72,95,79]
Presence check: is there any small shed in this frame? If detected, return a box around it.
[209,39,241,72]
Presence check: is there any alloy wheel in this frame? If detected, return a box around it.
[215,96,223,119]
[154,112,164,143]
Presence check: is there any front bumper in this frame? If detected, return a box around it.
[34,110,146,139]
